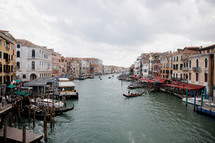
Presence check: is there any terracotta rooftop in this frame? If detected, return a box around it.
[181,49,199,54]
[16,39,38,47]
[0,30,16,44]
[184,46,200,50]
[202,44,215,49]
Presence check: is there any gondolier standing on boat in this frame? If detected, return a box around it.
[128,90,130,94]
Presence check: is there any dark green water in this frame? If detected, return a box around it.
[16,74,215,143]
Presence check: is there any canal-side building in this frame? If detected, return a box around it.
[142,54,151,79]
[16,39,52,81]
[79,59,90,75]
[188,44,215,96]
[152,53,161,79]
[48,49,61,77]
[70,59,80,78]
[60,56,67,76]
[181,47,199,83]
[103,65,112,74]
[172,47,200,82]
[83,58,103,75]
[160,52,172,80]
[171,49,183,81]
[0,30,16,85]
[134,56,142,77]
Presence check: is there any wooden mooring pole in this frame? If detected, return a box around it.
[28,105,31,122]
[194,91,196,111]
[18,102,21,122]
[8,112,13,127]
[186,88,188,106]
[3,121,7,143]
[44,108,48,142]
[33,108,36,127]
[50,109,53,129]
[22,126,26,143]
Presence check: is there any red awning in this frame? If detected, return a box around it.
[164,83,204,90]
[129,75,135,78]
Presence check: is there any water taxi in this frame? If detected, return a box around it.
[58,78,79,99]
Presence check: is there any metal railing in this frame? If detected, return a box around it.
[192,67,201,72]
[182,67,188,71]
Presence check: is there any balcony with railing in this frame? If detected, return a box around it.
[182,67,188,71]
[6,44,10,50]
[192,67,201,72]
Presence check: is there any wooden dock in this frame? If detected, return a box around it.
[0,126,43,143]
[0,104,12,115]
[197,106,215,117]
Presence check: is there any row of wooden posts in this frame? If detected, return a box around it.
[185,87,208,111]
[1,89,63,143]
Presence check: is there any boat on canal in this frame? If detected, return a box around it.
[182,97,201,105]
[123,93,142,98]
[58,78,79,99]
[127,82,143,89]
[30,98,65,109]
[182,97,210,106]
[21,102,74,120]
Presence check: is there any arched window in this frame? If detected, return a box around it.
[32,50,35,57]
[32,61,35,69]
[17,62,20,69]
[176,56,178,61]
[205,58,208,68]
[189,60,191,68]
[196,59,199,67]
[17,51,20,57]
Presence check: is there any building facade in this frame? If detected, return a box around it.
[160,52,173,80]
[188,45,214,96]
[60,56,67,76]
[0,30,16,85]
[48,49,61,77]
[152,53,161,79]
[16,39,52,81]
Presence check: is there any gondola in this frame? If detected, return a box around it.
[123,93,142,97]
[62,106,74,112]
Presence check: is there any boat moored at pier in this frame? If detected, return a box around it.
[58,78,79,99]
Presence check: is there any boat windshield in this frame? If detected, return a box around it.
[61,87,74,91]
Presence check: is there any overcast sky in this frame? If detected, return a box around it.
[0,0,215,67]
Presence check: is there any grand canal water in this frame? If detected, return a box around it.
[17,74,215,143]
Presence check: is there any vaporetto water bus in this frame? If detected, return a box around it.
[58,78,79,99]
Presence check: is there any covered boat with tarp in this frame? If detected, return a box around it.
[13,91,31,96]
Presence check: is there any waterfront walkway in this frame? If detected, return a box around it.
[0,126,43,143]
[0,104,12,115]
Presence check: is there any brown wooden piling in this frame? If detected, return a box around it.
[33,108,36,127]
[43,108,47,142]
[50,109,53,128]
[52,86,55,100]
[20,99,23,109]
[28,105,31,121]
[22,126,26,143]
[3,121,7,143]
[9,112,12,127]
[18,102,21,122]
[53,109,55,127]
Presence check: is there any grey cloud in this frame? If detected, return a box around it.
[1,0,215,67]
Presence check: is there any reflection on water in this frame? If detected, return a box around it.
[17,74,215,143]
